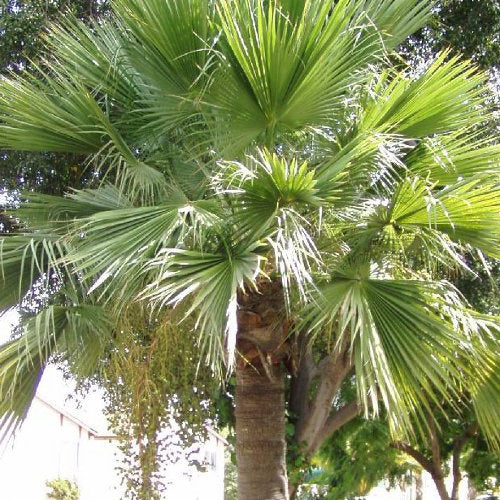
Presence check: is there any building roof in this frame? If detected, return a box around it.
[35,395,228,445]
[34,396,109,438]
[206,426,229,446]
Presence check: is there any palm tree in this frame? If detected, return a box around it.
[0,1,498,498]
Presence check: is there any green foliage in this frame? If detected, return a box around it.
[224,441,238,500]
[465,438,500,492]
[1,0,498,432]
[455,258,500,316]
[45,478,79,500]
[315,418,411,500]
[0,0,498,496]
[403,0,500,69]
[0,1,109,73]
[97,305,218,499]
[307,401,499,499]
[0,1,109,201]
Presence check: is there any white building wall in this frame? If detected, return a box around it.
[0,398,61,499]
[78,437,125,500]
[0,397,225,500]
[0,398,125,500]
[162,429,226,500]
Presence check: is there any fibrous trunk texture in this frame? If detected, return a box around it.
[235,362,289,500]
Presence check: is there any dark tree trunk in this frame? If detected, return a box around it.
[432,473,451,500]
[450,423,479,500]
[427,415,451,500]
[390,441,450,500]
[235,362,289,500]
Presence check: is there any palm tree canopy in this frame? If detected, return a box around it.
[0,0,499,446]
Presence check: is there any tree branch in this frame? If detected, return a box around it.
[289,333,314,425]
[427,415,443,478]
[390,441,434,474]
[309,401,360,453]
[451,423,479,500]
[295,337,353,457]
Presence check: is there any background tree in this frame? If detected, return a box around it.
[0,0,109,74]
[390,404,498,500]
[402,0,500,70]
[297,414,413,500]
[0,0,110,230]
[96,306,218,498]
[0,2,498,499]
[299,408,499,500]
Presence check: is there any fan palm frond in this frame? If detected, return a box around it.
[0,304,112,441]
[359,0,436,49]
[66,196,223,303]
[0,72,107,154]
[211,0,407,153]
[14,186,133,229]
[473,366,500,450]
[0,234,70,310]
[44,16,138,106]
[111,0,214,139]
[220,150,320,239]
[143,245,263,367]
[406,129,500,184]
[359,52,488,138]
[220,150,323,302]
[392,176,500,257]
[0,65,167,201]
[349,176,500,264]
[302,263,482,438]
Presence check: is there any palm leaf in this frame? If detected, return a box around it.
[114,0,212,94]
[44,16,138,107]
[220,150,322,303]
[0,64,167,201]
[0,234,68,310]
[112,0,214,139]
[0,72,107,153]
[359,52,488,138]
[0,338,43,444]
[406,129,500,184]
[392,177,500,257]
[473,366,500,450]
[302,264,481,439]
[66,197,223,304]
[14,185,133,229]
[211,0,385,152]
[359,0,436,49]
[211,0,435,153]
[0,304,112,441]
[143,245,262,368]
[221,150,320,239]
[348,176,500,264]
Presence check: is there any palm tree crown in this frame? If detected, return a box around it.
[0,0,498,466]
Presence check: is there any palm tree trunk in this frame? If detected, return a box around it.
[235,362,289,500]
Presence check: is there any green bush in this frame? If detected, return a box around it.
[45,478,79,500]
